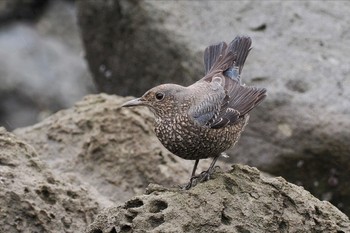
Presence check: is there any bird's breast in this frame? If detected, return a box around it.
[154,114,248,160]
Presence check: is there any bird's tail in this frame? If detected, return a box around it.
[203,36,252,82]
[225,36,252,78]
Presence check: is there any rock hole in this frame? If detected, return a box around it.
[221,211,232,225]
[35,186,56,205]
[67,190,78,199]
[47,176,55,184]
[120,225,132,232]
[125,211,137,223]
[149,215,165,228]
[124,198,143,209]
[250,23,267,31]
[251,76,268,82]
[109,227,117,233]
[235,225,250,233]
[279,221,288,231]
[90,229,103,233]
[314,206,321,215]
[282,193,295,208]
[223,176,236,195]
[149,199,168,213]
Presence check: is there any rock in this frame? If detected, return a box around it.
[77,0,203,96]
[76,0,350,215]
[0,0,94,130]
[86,164,350,233]
[15,94,229,205]
[7,93,349,231]
[0,127,100,232]
[0,0,48,24]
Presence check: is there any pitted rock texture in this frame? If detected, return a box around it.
[86,165,350,233]
[0,128,99,233]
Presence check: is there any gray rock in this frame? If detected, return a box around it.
[76,0,350,215]
[0,0,94,130]
[0,0,48,23]
[0,127,100,233]
[86,165,350,233]
[77,0,203,96]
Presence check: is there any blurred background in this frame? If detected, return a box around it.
[0,0,349,216]
[0,0,95,130]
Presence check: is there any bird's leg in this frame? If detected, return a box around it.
[199,155,220,182]
[184,159,200,190]
[191,159,200,177]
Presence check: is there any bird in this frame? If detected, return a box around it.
[122,36,267,189]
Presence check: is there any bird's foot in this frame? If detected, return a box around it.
[198,167,214,182]
[183,175,200,190]
[182,168,217,190]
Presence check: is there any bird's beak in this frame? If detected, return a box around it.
[122,98,145,107]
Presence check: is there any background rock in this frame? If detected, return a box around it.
[86,165,350,233]
[0,0,94,131]
[0,127,99,232]
[77,0,202,96]
[0,0,48,24]
[15,94,229,206]
[77,0,350,215]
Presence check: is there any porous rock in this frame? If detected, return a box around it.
[86,164,350,233]
[0,128,99,233]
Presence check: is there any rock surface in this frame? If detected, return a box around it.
[77,0,203,96]
[0,127,99,232]
[77,0,350,215]
[15,94,227,206]
[86,165,350,233]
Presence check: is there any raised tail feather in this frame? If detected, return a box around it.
[203,36,252,82]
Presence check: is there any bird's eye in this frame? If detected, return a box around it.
[155,92,165,101]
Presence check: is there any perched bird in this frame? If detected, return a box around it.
[122,36,267,189]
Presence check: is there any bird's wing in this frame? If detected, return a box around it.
[191,36,266,129]
[210,80,267,129]
[189,77,266,129]
[188,78,226,127]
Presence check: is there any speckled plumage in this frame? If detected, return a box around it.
[123,36,267,189]
[153,93,249,161]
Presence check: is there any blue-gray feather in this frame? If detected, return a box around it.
[190,36,266,129]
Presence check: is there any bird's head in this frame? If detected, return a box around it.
[122,84,186,117]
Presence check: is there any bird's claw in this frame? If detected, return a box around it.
[198,169,212,182]
[183,175,200,190]
[182,168,216,190]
